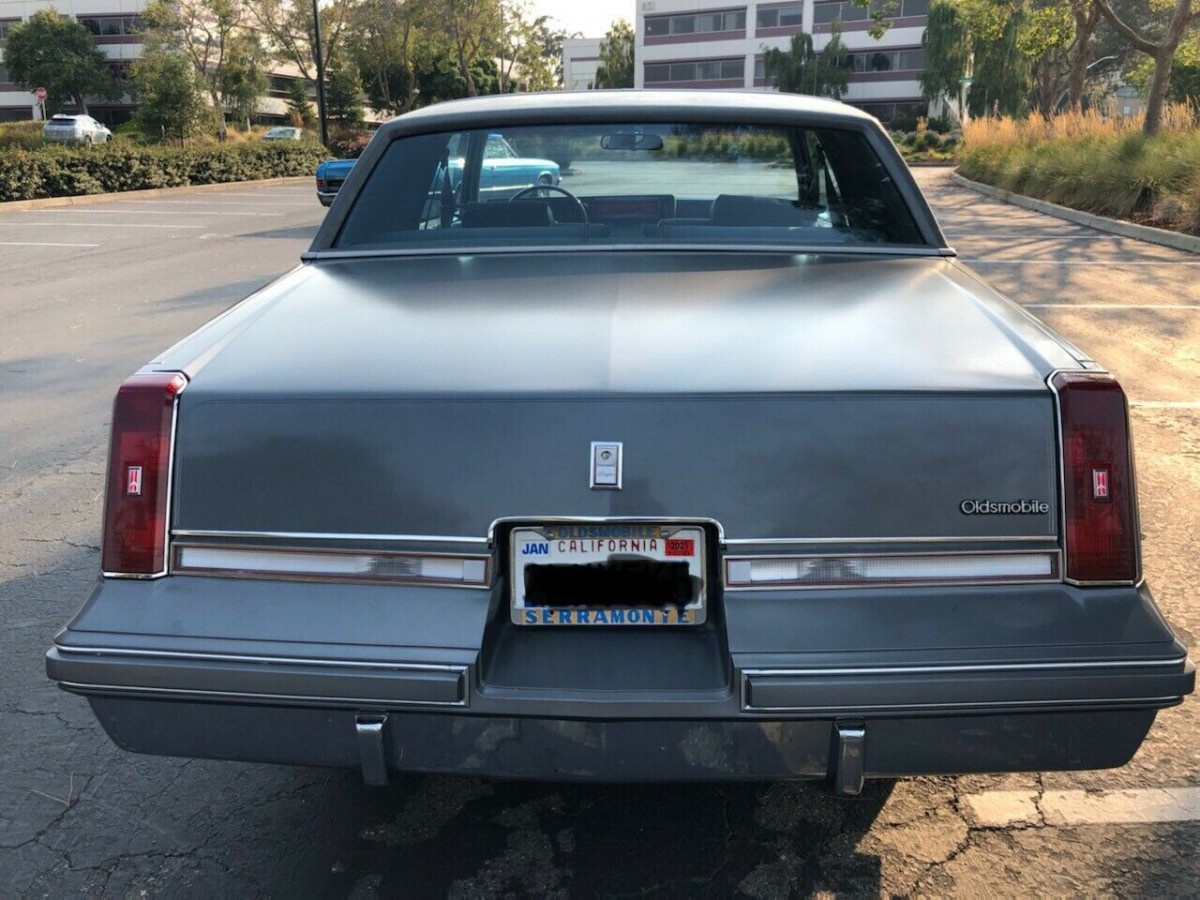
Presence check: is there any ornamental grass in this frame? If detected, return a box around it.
[958,102,1200,236]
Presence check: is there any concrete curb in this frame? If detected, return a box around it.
[0,176,311,212]
[950,171,1200,255]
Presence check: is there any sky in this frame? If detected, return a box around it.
[531,0,635,38]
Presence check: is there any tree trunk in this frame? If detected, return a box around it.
[1142,47,1175,136]
[1066,5,1100,111]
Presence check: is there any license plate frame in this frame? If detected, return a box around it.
[510,522,707,626]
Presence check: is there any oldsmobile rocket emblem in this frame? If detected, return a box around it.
[590,441,622,490]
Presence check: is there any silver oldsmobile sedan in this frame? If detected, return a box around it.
[47,92,1193,791]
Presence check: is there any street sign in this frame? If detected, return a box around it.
[35,86,47,101]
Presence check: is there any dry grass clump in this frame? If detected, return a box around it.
[959,103,1200,235]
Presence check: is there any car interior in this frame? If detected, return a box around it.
[332,123,925,249]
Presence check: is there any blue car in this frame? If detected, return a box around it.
[316,133,560,207]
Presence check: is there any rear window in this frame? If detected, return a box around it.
[334,122,925,251]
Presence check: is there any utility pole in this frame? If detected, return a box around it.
[312,0,329,147]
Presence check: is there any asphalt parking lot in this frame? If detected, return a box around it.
[2,170,1197,897]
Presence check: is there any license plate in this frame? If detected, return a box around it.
[511,523,707,625]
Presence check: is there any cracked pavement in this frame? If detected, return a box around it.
[2,173,1197,897]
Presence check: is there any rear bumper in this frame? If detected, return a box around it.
[77,698,1166,784]
[47,577,1194,783]
[316,189,338,206]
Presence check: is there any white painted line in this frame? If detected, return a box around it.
[1130,401,1200,409]
[1028,304,1200,310]
[964,260,1200,266]
[25,208,284,218]
[0,240,101,248]
[953,233,1111,240]
[0,222,204,229]
[966,788,1200,828]
[108,198,314,208]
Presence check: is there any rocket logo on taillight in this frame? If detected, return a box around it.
[126,465,143,496]
[1092,467,1110,501]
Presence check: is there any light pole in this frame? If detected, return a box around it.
[312,0,329,147]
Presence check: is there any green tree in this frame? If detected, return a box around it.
[968,11,1032,118]
[245,0,351,84]
[132,47,212,143]
[497,2,559,91]
[325,60,366,127]
[1096,0,1200,136]
[761,24,851,100]
[424,0,503,97]
[2,10,118,114]
[221,34,269,129]
[285,78,316,128]
[346,0,422,116]
[920,1,970,115]
[594,19,634,88]
[139,0,248,139]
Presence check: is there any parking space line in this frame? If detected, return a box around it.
[0,240,101,248]
[0,222,205,229]
[961,260,1200,265]
[965,788,1200,827]
[107,198,314,208]
[1027,304,1200,310]
[24,208,285,218]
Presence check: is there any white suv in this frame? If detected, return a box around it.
[42,114,113,145]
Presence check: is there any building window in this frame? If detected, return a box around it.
[77,15,143,37]
[0,18,21,39]
[757,5,803,29]
[645,57,745,83]
[812,0,927,24]
[845,48,926,73]
[854,100,927,125]
[645,9,746,38]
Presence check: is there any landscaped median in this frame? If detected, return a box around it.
[0,141,328,203]
[957,107,1200,238]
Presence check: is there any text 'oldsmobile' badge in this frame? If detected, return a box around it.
[590,442,622,490]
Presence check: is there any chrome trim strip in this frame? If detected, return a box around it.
[302,243,950,262]
[170,529,488,544]
[723,535,1055,545]
[170,529,1059,549]
[57,681,468,708]
[54,644,468,672]
[741,657,1189,677]
[741,695,1182,713]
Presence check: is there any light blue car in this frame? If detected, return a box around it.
[316,133,560,207]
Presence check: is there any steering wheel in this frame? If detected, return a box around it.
[510,184,588,224]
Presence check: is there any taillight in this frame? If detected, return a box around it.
[316,177,326,190]
[1051,371,1139,584]
[101,372,187,576]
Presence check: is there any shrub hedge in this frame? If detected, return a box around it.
[0,141,328,203]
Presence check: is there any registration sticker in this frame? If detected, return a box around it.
[510,523,706,625]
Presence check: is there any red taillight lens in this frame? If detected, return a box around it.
[316,178,326,190]
[1052,371,1138,584]
[101,372,187,576]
